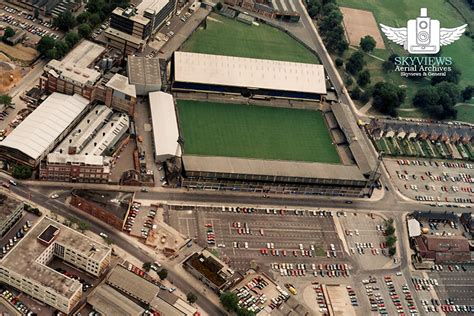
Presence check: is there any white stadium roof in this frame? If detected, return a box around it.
[149,92,182,161]
[0,93,89,161]
[174,51,326,94]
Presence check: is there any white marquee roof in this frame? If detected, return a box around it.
[149,92,182,160]
[0,93,89,160]
[174,51,326,94]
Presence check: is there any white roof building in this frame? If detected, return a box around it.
[106,74,137,98]
[173,51,326,95]
[149,92,182,162]
[0,93,90,165]
[54,105,113,155]
[408,219,422,237]
[81,113,130,156]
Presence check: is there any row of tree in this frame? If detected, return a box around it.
[2,26,15,43]
[306,0,348,55]
[384,218,397,256]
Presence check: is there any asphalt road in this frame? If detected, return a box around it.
[1,180,227,316]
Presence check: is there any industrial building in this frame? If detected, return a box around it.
[9,0,81,17]
[413,235,471,264]
[0,217,111,314]
[87,284,145,316]
[183,249,235,293]
[149,92,181,162]
[40,41,137,115]
[39,154,111,183]
[0,195,23,237]
[127,56,162,95]
[0,93,90,167]
[106,0,178,52]
[172,51,326,100]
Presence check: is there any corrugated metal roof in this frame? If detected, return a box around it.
[0,93,89,161]
[183,155,365,181]
[149,92,182,160]
[174,51,326,94]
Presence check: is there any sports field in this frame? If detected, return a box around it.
[177,100,340,164]
[181,13,319,64]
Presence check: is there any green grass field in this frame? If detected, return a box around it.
[456,103,474,124]
[181,13,319,64]
[338,0,474,120]
[177,100,340,164]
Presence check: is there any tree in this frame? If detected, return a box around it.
[385,224,395,236]
[350,87,362,100]
[335,58,343,67]
[357,69,371,87]
[345,51,365,75]
[53,11,77,32]
[54,41,69,58]
[462,85,474,101]
[142,262,152,272]
[237,308,256,316]
[37,36,56,55]
[0,95,12,106]
[386,235,397,247]
[388,247,397,256]
[320,2,338,16]
[157,268,168,280]
[3,26,15,41]
[215,2,223,11]
[88,13,102,27]
[65,31,80,47]
[78,23,92,38]
[76,11,91,24]
[431,66,461,85]
[186,292,198,304]
[372,82,405,116]
[308,6,319,17]
[345,77,353,86]
[382,60,395,72]
[360,35,376,52]
[45,47,59,59]
[12,165,32,179]
[34,8,40,19]
[220,291,239,312]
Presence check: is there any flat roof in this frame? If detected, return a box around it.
[54,105,113,155]
[37,224,59,244]
[183,155,366,181]
[174,51,326,94]
[60,40,105,69]
[0,93,90,161]
[185,252,227,287]
[106,74,137,97]
[0,194,23,223]
[408,219,421,237]
[2,217,110,298]
[137,0,169,13]
[107,265,160,303]
[81,113,129,156]
[150,296,185,316]
[47,153,107,166]
[149,92,182,159]
[88,284,144,316]
[46,60,102,86]
[127,56,162,86]
[112,7,150,25]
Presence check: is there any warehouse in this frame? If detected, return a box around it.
[172,51,326,100]
[127,56,162,95]
[149,92,182,162]
[0,93,90,167]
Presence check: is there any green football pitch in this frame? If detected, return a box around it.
[177,100,341,164]
[181,13,319,64]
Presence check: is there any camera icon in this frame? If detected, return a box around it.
[407,8,440,54]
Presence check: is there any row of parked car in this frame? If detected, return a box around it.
[1,289,34,315]
[1,221,30,258]
[234,276,269,314]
